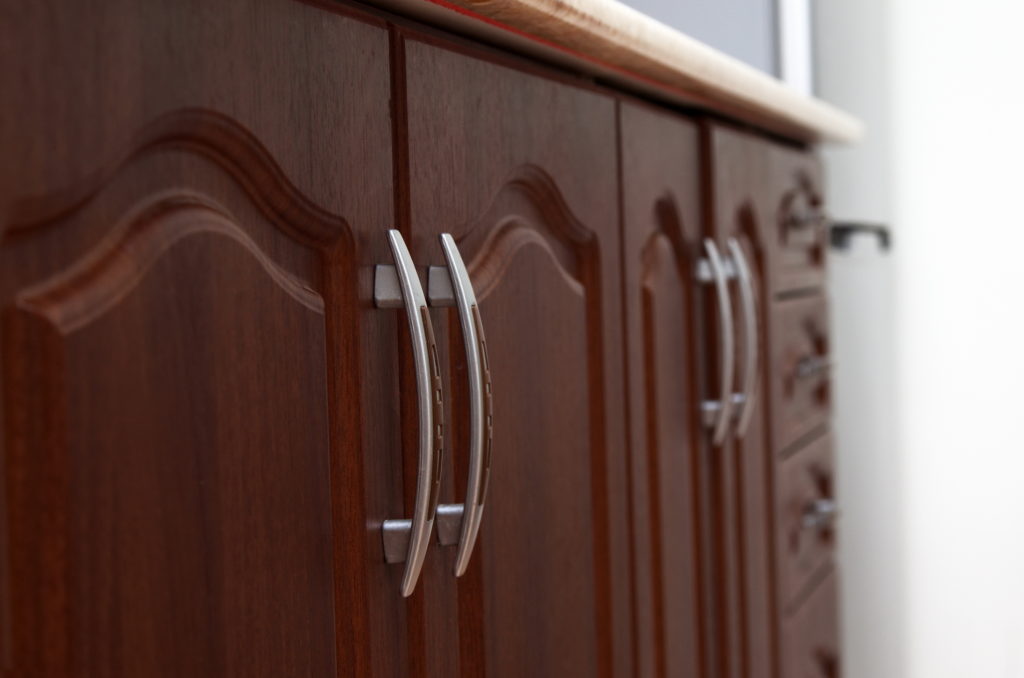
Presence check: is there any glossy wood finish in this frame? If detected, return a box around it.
[401,32,632,678]
[620,101,711,678]
[2,3,841,677]
[702,122,778,678]
[776,434,835,612]
[770,295,831,455]
[0,1,403,675]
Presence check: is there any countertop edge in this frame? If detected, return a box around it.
[368,0,863,144]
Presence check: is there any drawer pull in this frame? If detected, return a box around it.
[428,234,492,577]
[376,229,443,597]
[796,355,833,380]
[802,498,839,531]
[785,211,828,231]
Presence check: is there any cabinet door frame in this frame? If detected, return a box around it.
[396,26,633,678]
[620,99,715,678]
[700,120,781,678]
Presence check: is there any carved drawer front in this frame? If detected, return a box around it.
[777,434,836,609]
[782,571,840,678]
[771,294,830,453]
[773,153,827,293]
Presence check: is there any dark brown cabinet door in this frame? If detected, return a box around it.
[0,2,402,676]
[400,34,632,678]
[620,101,712,678]
[703,122,779,678]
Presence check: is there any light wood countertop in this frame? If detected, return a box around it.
[371,0,862,144]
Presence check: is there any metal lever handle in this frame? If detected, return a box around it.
[830,221,891,251]
[375,229,444,597]
[427,234,493,577]
[802,498,839,530]
[698,239,735,446]
[728,238,758,438]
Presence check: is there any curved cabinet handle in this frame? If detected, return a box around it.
[728,238,758,438]
[700,238,735,446]
[433,234,493,577]
[376,229,444,597]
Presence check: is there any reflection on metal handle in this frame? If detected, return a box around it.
[701,239,735,446]
[795,355,833,380]
[434,234,492,577]
[376,229,443,597]
[728,238,758,438]
[802,498,839,530]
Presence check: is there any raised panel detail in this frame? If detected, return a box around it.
[3,191,336,677]
[639,226,705,678]
[1,4,396,675]
[462,169,605,678]
[621,102,709,678]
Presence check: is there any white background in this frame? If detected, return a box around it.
[816,1,1024,676]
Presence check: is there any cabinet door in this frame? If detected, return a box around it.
[703,122,778,678]
[620,102,713,678]
[402,35,632,678]
[0,2,402,676]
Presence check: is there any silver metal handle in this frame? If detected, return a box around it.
[802,498,839,530]
[728,238,758,438]
[795,355,833,380]
[428,234,493,577]
[699,239,735,446]
[375,229,444,597]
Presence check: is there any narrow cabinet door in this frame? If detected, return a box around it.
[620,102,713,678]
[401,35,632,678]
[0,2,404,676]
[702,122,778,678]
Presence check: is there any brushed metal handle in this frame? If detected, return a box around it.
[699,238,735,446]
[427,233,493,577]
[375,229,444,597]
[785,211,828,231]
[728,238,758,438]
[795,355,833,380]
[802,498,839,530]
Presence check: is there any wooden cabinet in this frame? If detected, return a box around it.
[402,34,632,678]
[1,3,842,678]
[0,1,399,675]
[619,101,711,678]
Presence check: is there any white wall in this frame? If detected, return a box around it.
[814,2,903,677]
[817,1,1024,677]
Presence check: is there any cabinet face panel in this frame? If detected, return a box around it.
[704,123,779,678]
[770,295,831,454]
[776,434,835,611]
[769,151,827,294]
[6,222,335,677]
[620,102,711,678]
[0,2,400,676]
[403,36,631,678]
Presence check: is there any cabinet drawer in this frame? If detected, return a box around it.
[777,434,835,608]
[772,149,827,293]
[782,571,840,678]
[770,294,831,452]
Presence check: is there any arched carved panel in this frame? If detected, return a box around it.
[1,121,348,677]
[636,199,705,678]
[450,167,610,678]
[1,4,397,674]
